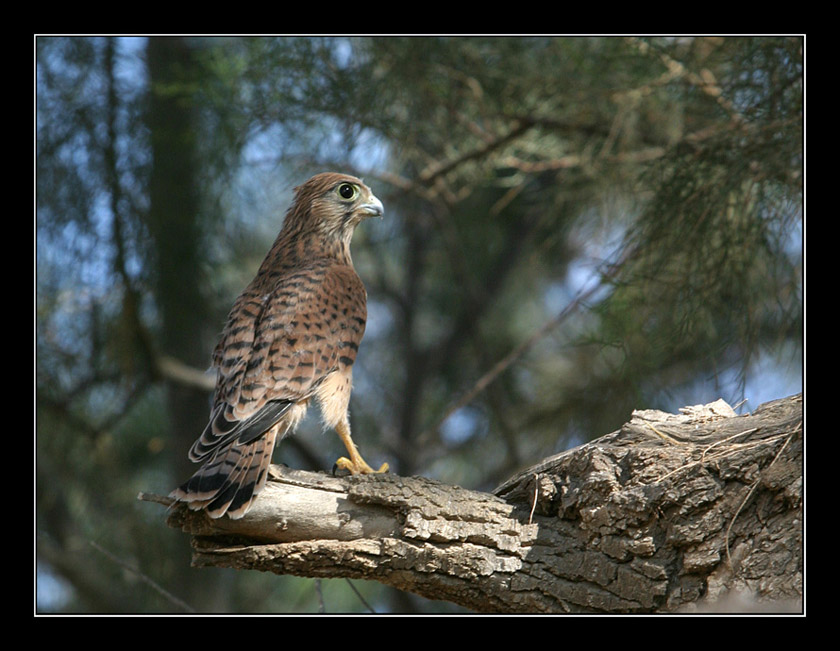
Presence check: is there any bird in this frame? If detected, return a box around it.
[170,172,388,519]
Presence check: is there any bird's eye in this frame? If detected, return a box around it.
[338,183,357,200]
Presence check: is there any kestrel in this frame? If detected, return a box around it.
[171,172,387,519]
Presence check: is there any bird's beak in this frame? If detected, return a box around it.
[359,195,384,219]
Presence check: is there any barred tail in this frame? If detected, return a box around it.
[170,424,281,519]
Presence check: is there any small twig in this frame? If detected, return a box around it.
[653,459,701,484]
[427,262,618,437]
[627,37,745,127]
[89,541,195,613]
[137,491,176,508]
[344,579,377,613]
[724,426,798,570]
[701,428,759,461]
[155,355,216,392]
[528,474,540,525]
[644,422,685,446]
[651,432,787,484]
[417,119,534,186]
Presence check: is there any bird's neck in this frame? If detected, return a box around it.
[260,226,354,276]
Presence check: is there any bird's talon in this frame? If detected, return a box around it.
[332,461,351,477]
[333,456,389,475]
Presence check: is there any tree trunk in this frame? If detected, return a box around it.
[159,393,803,613]
[145,36,225,612]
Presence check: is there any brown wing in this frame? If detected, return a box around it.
[171,262,366,518]
[203,262,366,449]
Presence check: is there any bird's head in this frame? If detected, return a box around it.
[286,172,383,242]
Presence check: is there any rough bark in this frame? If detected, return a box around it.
[159,393,803,613]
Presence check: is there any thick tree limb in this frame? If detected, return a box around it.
[160,393,803,613]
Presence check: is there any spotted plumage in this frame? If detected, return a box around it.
[171,173,387,519]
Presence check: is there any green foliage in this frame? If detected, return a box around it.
[36,35,803,613]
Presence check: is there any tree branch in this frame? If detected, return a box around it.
[156,393,803,613]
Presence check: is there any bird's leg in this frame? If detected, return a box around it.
[334,420,388,474]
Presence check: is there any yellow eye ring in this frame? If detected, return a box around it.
[337,183,357,200]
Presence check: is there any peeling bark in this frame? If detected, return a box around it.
[160,394,803,613]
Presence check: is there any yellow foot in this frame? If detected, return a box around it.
[334,456,389,475]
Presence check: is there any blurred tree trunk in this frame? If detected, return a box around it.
[164,393,802,613]
[146,36,209,466]
[144,36,222,610]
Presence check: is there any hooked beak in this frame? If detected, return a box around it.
[359,195,384,219]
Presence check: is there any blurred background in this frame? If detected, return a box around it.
[36,36,803,613]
